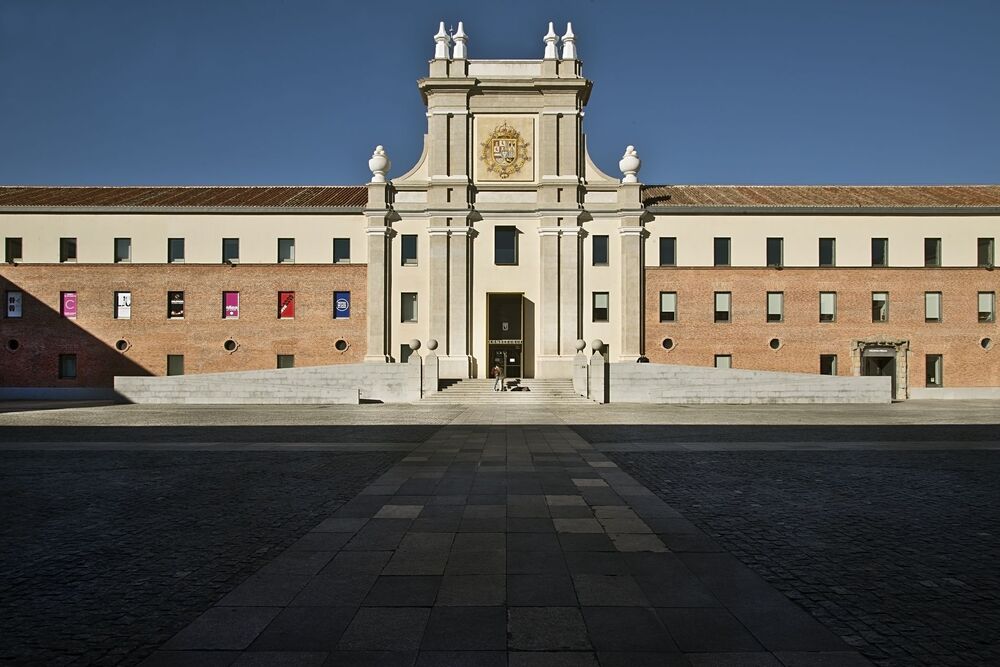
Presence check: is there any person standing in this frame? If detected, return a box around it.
[492,363,503,391]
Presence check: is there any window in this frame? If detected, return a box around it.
[766,292,783,323]
[401,234,418,266]
[924,238,941,267]
[713,237,730,266]
[401,292,418,322]
[167,238,185,263]
[114,291,131,320]
[659,292,677,322]
[924,292,942,323]
[334,291,351,319]
[766,238,783,267]
[871,292,889,322]
[60,291,77,319]
[333,238,351,264]
[819,292,837,322]
[495,227,518,265]
[659,237,676,266]
[714,292,731,323]
[925,354,943,388]
[223,291,240,319]
[820,354,837,376]
[58,353,77,379]
[978,238,995,267]
[5,290,22,318]
[223,238,240,264]
[110,237,130,264]
[592,235,609,266]
[592,292,610,322]
[871,238,888,267]
[60,237,77,263]
[277,354,295,369]
[714,354,732,369]
[979,292,996,323]
[166,354,184,376]
[4,237,22,263]
[167,291,185,319]
[399,344,413,364]
[819,238,836,267]
[278,238,295,263]
[278,291,295,319]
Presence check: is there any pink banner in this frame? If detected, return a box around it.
[223,291,239,318]
[61,291,77,319]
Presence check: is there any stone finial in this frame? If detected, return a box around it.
[575,339,587,352]
[543,22,559,59]
[561,22,577,60]
[426,339,439,351]
[368,145,391,183]
[618,145,641,183]
[434,22,450,59]
[452,21,468,59]
[408,339,421,351]
[591,339,605,353]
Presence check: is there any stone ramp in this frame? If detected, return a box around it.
[423,378,592,405]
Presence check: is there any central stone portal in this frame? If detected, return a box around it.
[487,293,530,379]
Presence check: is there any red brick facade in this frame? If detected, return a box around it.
[1,264,367,388]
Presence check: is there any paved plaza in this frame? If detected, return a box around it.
[0,402,998,666]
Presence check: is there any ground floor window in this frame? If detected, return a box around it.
[659,292,676,322]
[400,344,413,364]
[714,354,732,369]
[58,353,77,379]
[820,354,837,375]
[277,354,294,369]
[978,292,995,323]
[167,355,184,376]
[592,292,609,322]
[925,354,943,388]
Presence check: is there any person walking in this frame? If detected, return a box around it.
[492,363,504,391]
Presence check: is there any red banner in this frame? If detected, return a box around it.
[278,291,295,319]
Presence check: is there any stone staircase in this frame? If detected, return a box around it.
[423,378,591,404]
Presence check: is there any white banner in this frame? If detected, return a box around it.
[116,291,131,320]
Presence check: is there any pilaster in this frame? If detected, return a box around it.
[427,225,451,351]
[364,225,391,363]
[558,227,582,355]
[618,223,644,361]
[538,226,561,359]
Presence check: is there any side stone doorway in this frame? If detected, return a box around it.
[852,339,909,400]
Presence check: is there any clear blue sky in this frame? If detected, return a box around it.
[2,0,998,186]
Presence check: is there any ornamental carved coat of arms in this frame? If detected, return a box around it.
[480,122,531,179]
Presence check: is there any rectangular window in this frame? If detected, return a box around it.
[61,291,77,319]
[925,354,943,388]
[713,237,731,266]
[766,292,783,323]
[278,291,295,319]
[659,291,677,322]
[166,354,184,376]
[401,292,418,322]
[4,237,22,263]
[278,238,295,263]
[5,290,23,318]
[334,291,351,319]
[819,238,836,267]
[924,292,942,323]
[978,238,995,267]
[167,238,185,263]
[277,354,295,369]
[222,238,240,264]
[113,238,131,264]
[979,291,996,323]
[871,292,889,322]
[495,227,518,265]
[400,234,418,266]
[592,235,609,266]
[114,291,131,320]
[819,292,837,322]
[223,291,240,319]
[333,238,351,264]
[658,237,676,266]
[60,237,77,263]
[167,291,185,319]
[924,238,941,267]
[820,354,837,376]
[871,238,888,267]
[766,237,783,267]
[58,353,77,379]
[714,291,731,323]
[714,354,732,369]
[592,292,609,322]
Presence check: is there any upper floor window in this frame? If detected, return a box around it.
[819,238,836,267]
[5,237,23,263]
[766,238,783,267]
[659,292,677,322]
[924,238,941,267]
[333,238,351,264]
[592,235,609,266]
[871,238,888,267]
[495,227,518,265]
[766,292,783,323]
[871,292,889,322]
[223,238,240,264]
[401,234,418,266]
[114,238,131,263]
[979,292,996,323]
[819,292,837,322]
[278,238,295,263]
[979,238,995,267]
[60,237,77,263]
[167,238,185,263]
[592,292,609,322]
[713,237,731,267]
[714,292,731,323]
[401,292,418,322]
[58,353,77,380]
[925,292,942,323]
[659,237,676,266]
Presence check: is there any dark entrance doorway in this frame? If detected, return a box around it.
[488,293,525,379]
[862,346,897,399]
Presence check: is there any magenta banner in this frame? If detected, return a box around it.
[61,291,77,319]
[223,291,239,319]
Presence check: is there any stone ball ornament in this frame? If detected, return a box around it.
[368,145,391,183]
[619,145,641,183]
[591,339,605,353]
[426,339,439,351]
[408,338,421,351]
[575,339,587,352]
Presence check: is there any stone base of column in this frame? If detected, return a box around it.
[364,354,391,363]
[535,355,575,379]
[438,355,472,379]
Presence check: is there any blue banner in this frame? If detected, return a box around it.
[334,291,350,319]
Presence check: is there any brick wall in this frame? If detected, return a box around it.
[1,264,367,388]
[644,268,1000,390]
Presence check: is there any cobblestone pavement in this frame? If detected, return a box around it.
[0,449,402,666]
[604,448,1000,666]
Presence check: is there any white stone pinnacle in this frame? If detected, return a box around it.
[543,22,559,59]
[619,145,640,183]
[368,145,391,183]
[434,22,450,59]
[452,21,468,59]
[561,22,577,60]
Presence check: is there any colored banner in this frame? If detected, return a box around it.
[6,291,22,318]
[223,291,240,319]
[334,291,350,319]
[278,291,295,319]
[61,291,77,319]
[168,291,185,319]
[115,291,131,319]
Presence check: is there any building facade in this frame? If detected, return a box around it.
[2,23,999,399]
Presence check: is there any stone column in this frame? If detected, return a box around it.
[364,226,391,362]
[618,224,644,362]
[559,227,582,355]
